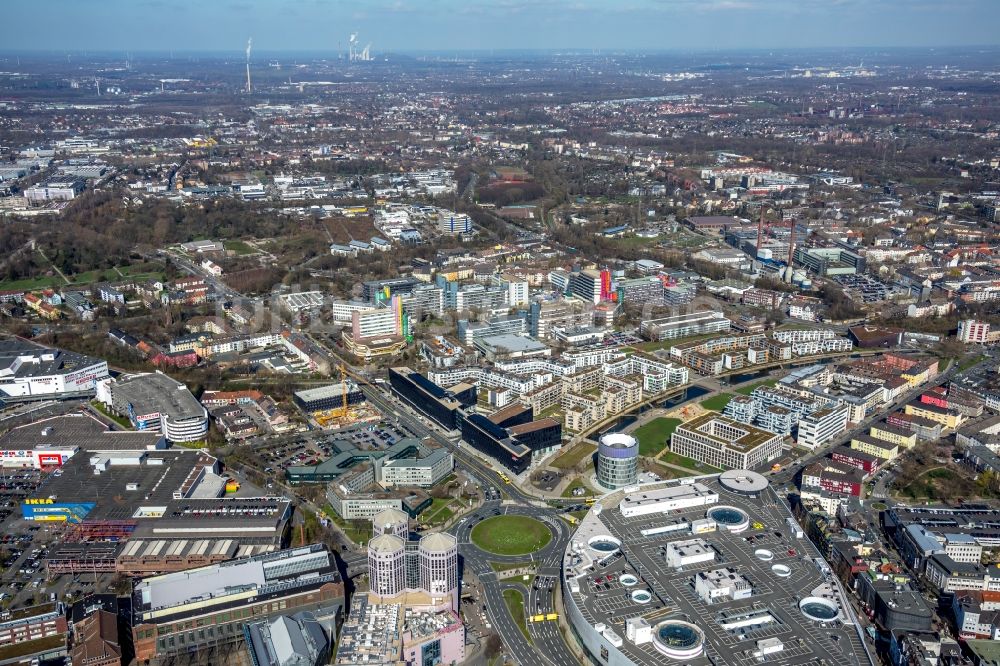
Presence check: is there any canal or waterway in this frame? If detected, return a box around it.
[596,385,713,437]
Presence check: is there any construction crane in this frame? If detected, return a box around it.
[338,364,349,417]
[330,362,380,419]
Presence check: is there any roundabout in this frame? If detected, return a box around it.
[470,514,554,556]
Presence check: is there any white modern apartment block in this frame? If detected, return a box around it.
[796,406,850,450]
[958,320,1000,344]
[606,352,690,392]
[671,413,784,471]
[640,310,731,342]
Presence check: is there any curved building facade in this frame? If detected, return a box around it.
[597,433,639,489]
[162,411,209,443]
[372,508,409,540]
[419,532,459,608]
[367,534,406,597]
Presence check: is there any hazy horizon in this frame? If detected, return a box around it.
[5,0,999,54]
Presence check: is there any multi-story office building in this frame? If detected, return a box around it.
[528,299,594,339]
[24,176,85,203]
[671,413,783,470]
[368,535,407,597]
[794,246,866,276]
[441,282,506,313]
[616,276,664,305]
[640,310,731,341]
[377,448,454,488]
[437,211,472,234]
[352,303,402,340]
[389,367,477,431]
[503,278,530,307]
[362,277,423,303]
[568,269,603,304]
[0,601,68,663]
[292,382,366,412]
[326,488,431,521]
[401,285,446,318]
[458,315,527,345]
[639,310,732,340]
[460,406,561,474]
[368,530,459,611]
[132,545,344,662]
[663,282,697,306]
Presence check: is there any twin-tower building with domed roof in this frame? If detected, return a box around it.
[367,508,459,612]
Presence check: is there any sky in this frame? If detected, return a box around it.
[5,0,999,53]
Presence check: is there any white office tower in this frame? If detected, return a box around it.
[368,534,406,597]
[419,532,459,610]
[597,433,639,489]
[372,507,409,540]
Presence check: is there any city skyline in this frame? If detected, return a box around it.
[4,0,999,53]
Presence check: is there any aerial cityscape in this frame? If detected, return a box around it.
[1,2,1000,666]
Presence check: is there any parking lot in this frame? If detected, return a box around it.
[256,422,410,476]
[531,469,562,492]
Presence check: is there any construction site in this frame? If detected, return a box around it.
[294,364,385,429]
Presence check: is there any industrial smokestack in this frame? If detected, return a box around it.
[245,38,252,94]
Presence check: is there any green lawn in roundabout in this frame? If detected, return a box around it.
[470,515,553,556]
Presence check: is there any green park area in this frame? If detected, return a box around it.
[89,401,131,429]
[660,451,722,474]
[471,515,552,556]
[0,261,166,293]
[224,239,256,255]
[561,478,596,498]
[323,506,371,545]
[633,417,682,457]
[551,442,595,469]
[700,393,734,412]
[421,497,458,527]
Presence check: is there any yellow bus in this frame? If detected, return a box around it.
[545,613,559,621]
[531,614,545,623]
[497,470,511,484]
[585,498,597,506]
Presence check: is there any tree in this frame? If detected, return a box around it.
[483,632,503,659]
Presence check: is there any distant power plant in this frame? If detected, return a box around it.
[349,32,373,62]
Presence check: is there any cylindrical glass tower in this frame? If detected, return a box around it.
[597,433,639,489]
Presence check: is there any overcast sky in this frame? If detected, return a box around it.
[5,0,998,53]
